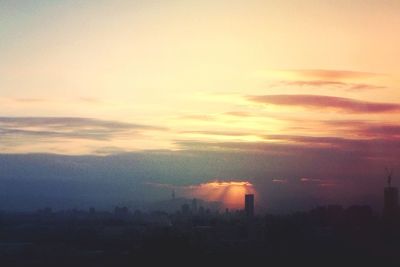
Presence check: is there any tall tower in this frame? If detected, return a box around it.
[383,168,399,220]
[384,187,398,217]
[245,194,254,217]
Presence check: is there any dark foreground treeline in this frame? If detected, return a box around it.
[1,205,400,266]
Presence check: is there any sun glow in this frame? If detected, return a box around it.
[191,181,256,209]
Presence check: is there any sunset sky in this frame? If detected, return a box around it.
[1,0,400,211]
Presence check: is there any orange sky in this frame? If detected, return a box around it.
[1,0,399,155]
[1,1,400,209]
[188,181,256,209]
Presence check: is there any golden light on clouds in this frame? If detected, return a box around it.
[0,0,399,157]
[190,181,256,209]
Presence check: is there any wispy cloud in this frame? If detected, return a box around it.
[0,117,164,129]
[92,146,128,155]
[300,178,322,182]
[272,178,287,183]
[79,97,102,104]
[0,117,166,141]
[248,94,400,113]
[264,134,357,147]
[179,114,216,121]
[283,80,385,91]
[320,120,400,138]
[288,69,381,80]
[175,136,400,161]
[181,130,252,137]
[273,177,336,188]
[360,124,400,137]
[224,111,253,117]
[12,98,46,103]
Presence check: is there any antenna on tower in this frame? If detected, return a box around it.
[385,167,394,188]
[172,189,175,200]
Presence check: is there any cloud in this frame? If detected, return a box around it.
[247,94,400,113]
[272,178,287,183]
[359,124,400,138]
[79,97,102,104]
[146,180,255,208]
[0,117,163,130]
[92,146,128,155]
[147,180,253,189]
[179,114,216,121]
[181,130,252,137]
[282,177,336,187]
[319,182,337,187]
[13,98,46,103]
[224,111,253,117]
[300,178,321,182]
[0,117,166,141]
[264,134,400,159]
[283,80,385,91]
[176,180,256,208]
[275,177,337,188]
[174,140,337,155]
[264,134,358,147]
[320,120,400,139]
[175,135,400,161]
[289,69,380,80]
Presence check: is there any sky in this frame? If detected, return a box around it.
[1,0,400,212]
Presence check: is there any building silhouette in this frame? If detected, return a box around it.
[181,203,190,215]
[191,198,198,213]
[245,194,254,217]
[114,206,129,217]
[383,169,399,221]
[384,186,399,219]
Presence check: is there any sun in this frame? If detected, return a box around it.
[191,181,256,209]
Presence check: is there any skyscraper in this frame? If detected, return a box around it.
[383,169,399,221]
[245,194,254,217]
[384,186,399,219]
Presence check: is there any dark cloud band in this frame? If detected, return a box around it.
[248,94,400,113]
